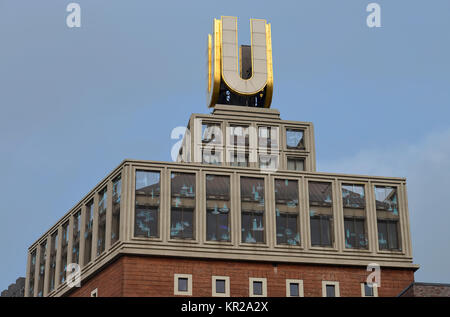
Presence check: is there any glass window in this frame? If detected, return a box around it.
[259,154,278,171]
[275,179,300,245]
[37,241,47,297]
[253,281,263,296]
[309,181,333,247]
[28,250,36,297]
[206,175,231,242]
[286,129,305,149]
[229,125,249,146]
[60,222,69,284]
[290,283,299,297]
[111,175,121,245]
[375,186,401,250]
[202,122,222,144]
[216,280,226,294]
[258,126,278,148]
[287,157,305,171]
[135,171,160,238]
[342,184,368,249]
[364,283,374,297]
[97,188,107,255]
[241,177,265,243]
[84,200,94,265]
[72,211,81,264]
[202,148,222,165]
[170,172,196,239]
[178,278,188,292]
[326,285,336,297]
[230,151,249,167]
[48,232,58,292]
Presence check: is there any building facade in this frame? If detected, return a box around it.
[24,16,418,297]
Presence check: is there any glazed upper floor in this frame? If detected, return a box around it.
[25,159,417,297]
[177,104,316,172]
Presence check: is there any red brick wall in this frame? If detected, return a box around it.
[66,257,124,297]
[68,255,414,297]
[400,284,450,297]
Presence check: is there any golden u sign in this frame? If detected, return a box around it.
[207,16,273,108]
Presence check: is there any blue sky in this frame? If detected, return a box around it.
[1,0,449,290]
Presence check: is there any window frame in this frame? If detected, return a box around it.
[169,170,199,243]
[239,175,268,246]
[132,167,164,242]
[285,127,306,150]
[203,172,234,246]
[257,125,280,149]
[322,281,340,297]
[273,177,302,248]
[249,277,267,297]
[373,184,404,253]
[286,279,304,297]
[201,121,223,145]
[212,276,230,297]
[307,179,337,250]
[174,274,193,296]
[361,282,378,297]
[286,156,305,171]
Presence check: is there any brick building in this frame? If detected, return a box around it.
[398,283,450,297]
[25,16,419,297]
[1,277,25,297]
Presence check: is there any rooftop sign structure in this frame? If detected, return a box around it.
[207,16,273,108]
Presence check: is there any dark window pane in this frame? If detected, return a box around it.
[290,283,299,297]
[135,171,160,238]
[60,222,69,284]
[378,219,400,251]
[171,208,194,239]
[309,181,333,247]
[72,211,81,265]
[275,179,300,245]
[216,280,226,294]
[111,175,121,244]
[326,285,335,297]
[178,278,188,292]
[377,220,388,250]
[97,188,107,255]
[253,281,263,295]
[388,221,399,250]
[28,250,36,297]
[206,175,230,241]
[241,177,265,243]
[309,182,332,206]
[365,283,374,296]
[171,172,196,239]
[345,217,367,249]
[310,216,332,247]
[242,212,264,243]
[135,208,159,238]
[287,158,305,171]
[84,201,93,265]
[310,217,321,246]
[48,232,58,292]
[37,241,47,297]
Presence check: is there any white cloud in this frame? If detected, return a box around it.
[318,128,450,283]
